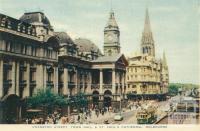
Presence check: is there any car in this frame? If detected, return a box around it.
[104,120,110,124]
[71,109,78,115]
[114,113,123,121]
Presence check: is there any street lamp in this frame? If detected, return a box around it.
[68,94,70,117]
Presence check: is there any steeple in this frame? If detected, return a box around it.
[163,51,167,67]
[105,10,119,30]
[142,8,154,44]
[141,8,155,57]
[144,8,152,34]
[104,9,120,56]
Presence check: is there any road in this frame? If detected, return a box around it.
[75,96,184,124]
[86,109,137,124]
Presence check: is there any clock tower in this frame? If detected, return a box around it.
[104,10,120,56]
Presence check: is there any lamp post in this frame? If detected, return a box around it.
[119,88,122,115]
[68,94,70,117]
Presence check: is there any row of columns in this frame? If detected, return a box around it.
[0,59,59,98]
[0,60,126,99]
[99,69,126,95]
[62,68,92,96]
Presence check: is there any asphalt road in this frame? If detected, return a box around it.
[88,110,137,124]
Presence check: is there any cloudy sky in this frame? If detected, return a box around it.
[0,0,199,84]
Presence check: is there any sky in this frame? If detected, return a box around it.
[0,0,199,85]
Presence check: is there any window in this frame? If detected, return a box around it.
[1,18,6,26]
[22,26,26,33]
[17,23,21,31]
[5,41,9,51]
[28,27,31,34]
[10,42,14,52]
[34,47,37,56]
[24,45,27,54]
[108,50,112,56]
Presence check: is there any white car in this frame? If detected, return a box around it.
[114,113,123,121]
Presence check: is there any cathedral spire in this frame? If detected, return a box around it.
[142,8,154,43]
[141,8,155,57]
[144,8,151,34]
[163,51,167,67]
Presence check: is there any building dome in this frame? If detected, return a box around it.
[54,32,74,45]
[74,38,101,54]
[19,12,51,26]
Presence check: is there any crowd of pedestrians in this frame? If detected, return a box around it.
[25,105,115,124]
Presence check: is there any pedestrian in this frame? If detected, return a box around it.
[25,118,29,124]
[102,110,104,115]
[77,115,80,122]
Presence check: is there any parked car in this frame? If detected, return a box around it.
[71,109,78,115]
[114,113,123,121]
[104,120,110,124]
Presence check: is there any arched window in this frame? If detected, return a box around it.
[1,17,6,26]
[1,17,11,28]
[145,47,148,54]
[149,47,151,55]
[17,23,21,32]
[27,26,31,34]
[22,26,26,33]
[108,50,112,56]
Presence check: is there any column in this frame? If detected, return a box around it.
[82,74,85,93]
[122,72,125,94]
[36,65,43,89]
[16,62,20,96]
[63,68,68,95]
[36,64,43,89]
[23,62,30,97]
[86,72,92,94]
[74,69,78,95]
[112,69,116,94]
[10,61,16,94]
[43,65,46,88]
[54,67,58,94]
[99,69,103,94]
[0,60,3,97]
[87,72,92,93]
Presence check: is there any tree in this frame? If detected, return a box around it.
[26,88,69,114]
[168,84,179,96]
[69,92,88,112]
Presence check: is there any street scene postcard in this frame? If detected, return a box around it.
[0,0,199,130]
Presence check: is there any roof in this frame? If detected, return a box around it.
[92,54,128,65]
[54,32,74,45]
[19,12,51,26]
[74,38,101,53]
[104,10,119,30]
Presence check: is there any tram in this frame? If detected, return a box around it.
[136,106,157,124]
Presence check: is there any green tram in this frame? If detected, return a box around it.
[136,106,157,124]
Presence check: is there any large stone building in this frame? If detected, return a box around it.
[126,9,169,100]
[0,11,128,123]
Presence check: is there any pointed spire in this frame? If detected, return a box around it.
[105,10,118,29]
[144,8,151,33]
[141,8,154,44]
[163,51,167,66]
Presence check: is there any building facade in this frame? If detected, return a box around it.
[0,11,128,123]
[126,9,169,100]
